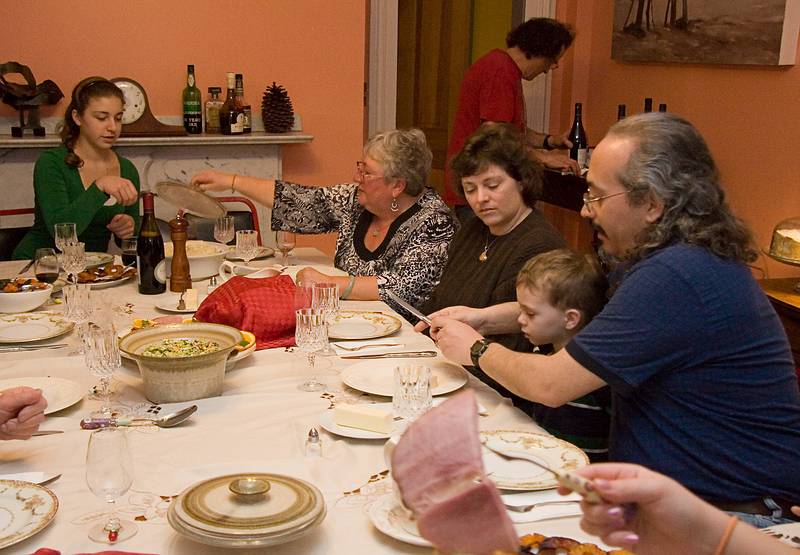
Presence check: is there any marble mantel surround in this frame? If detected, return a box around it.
[0,116,313,249]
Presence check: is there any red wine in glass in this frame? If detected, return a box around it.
[35,272,59,283]
[121,250,137,267]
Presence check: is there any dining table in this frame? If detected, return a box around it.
[0,248,605,554]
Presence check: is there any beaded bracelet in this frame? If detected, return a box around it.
[230,174,238,193]
[341,275,356,299]
[712,515,738,555]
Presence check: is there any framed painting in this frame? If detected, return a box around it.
[612,0,800,65]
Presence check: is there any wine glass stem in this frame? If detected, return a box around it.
[307,352,316,371]
[99,377,112,416]
[282,251,289,266]
[105,499,121,533]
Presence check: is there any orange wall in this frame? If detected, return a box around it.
[0,0,367,254]
[552,1,800,279]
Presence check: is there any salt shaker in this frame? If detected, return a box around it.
[305,427,322,457]
[206,276,218,295]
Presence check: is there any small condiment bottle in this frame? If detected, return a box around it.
[305,427,322,457]
[169,211,192,292]
[206,275,218,295]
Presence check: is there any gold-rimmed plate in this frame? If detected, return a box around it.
[0,480,59,549]
[0,312,74,344]
[341,358,468,397]
[0,377,83,414]
[328,310,402,340]
[481,430,589,491]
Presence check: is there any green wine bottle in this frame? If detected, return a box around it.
[182,65,202,134]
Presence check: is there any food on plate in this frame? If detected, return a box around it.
[333,403,392,433]
[391,390,519,554]
[164,240,221,258]
[77,264,136,283]
[142,337,221,358]
[516,534,630,554]
[0,277,49,292]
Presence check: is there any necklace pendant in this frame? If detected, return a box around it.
[478,250,488,262]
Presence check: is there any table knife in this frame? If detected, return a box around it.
[31,430,64,436]
[385,290,431,325]
[0,343,67,353]
[17,259,35,275]
[341,350,437,359]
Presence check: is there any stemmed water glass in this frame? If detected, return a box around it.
[312,282,339,356]
[84,322,122,418]
[276,231,296,267]
[54,222,77,253]
[64,282,91,354]
[85,427,138,544]
[235,230,260,266]
[296,308,328,392]
[214,216,235,247]
[62,241,86,285]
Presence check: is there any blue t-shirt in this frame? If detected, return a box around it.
[566,244,800,503]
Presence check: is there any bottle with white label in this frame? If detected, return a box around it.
[219,72,244,135]
[569,102,588,170]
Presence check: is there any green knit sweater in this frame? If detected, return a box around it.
[12,145,141,260]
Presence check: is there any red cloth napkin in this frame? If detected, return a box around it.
[194,275,298,350]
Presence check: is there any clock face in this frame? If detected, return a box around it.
[111,79,147,125]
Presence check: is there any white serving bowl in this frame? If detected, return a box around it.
[159,240,227,281]
[119,322,242,403]
[0,284,53,313]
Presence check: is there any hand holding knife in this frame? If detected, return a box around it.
[385,290,431,325]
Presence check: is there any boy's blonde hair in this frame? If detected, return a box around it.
[516,249,608,328]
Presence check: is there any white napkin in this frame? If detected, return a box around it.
[332,340,406,356]
[500,489,583,523]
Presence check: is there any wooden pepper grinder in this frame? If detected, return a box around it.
[169,210,192,292]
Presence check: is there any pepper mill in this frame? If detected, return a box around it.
[169,211,192,292]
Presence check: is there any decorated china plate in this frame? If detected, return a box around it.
[0,480,59,549]
[340,358,468,397]
[328,310,402,340]
[480,429,589,491]
[0,377,83,414]
[317,403,398,440]
[368,493,431,548]
[0,312,74,344]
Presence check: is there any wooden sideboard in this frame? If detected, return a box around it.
[760,278,800,367]
[539,169,595,254]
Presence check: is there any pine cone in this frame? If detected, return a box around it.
[261,82,294,133]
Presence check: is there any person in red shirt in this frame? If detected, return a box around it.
[445,17,577,219]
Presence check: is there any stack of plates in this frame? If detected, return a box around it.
[167,473,326,548]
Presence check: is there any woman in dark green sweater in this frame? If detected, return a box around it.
[13,77,140,260]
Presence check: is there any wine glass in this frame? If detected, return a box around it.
[120,238,137,268]
[312,282,339,356]
[85,427,138,544]
[33,248,59,283]
[54,222,77,253]
[62,241,86,285]
[296,308,328,392]
[235,230,260,266]
[276,230,296,267]
[85,322,121,418]
[214,216,235,247]
[65,282,91,354]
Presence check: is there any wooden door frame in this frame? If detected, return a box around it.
[368,0,556,138]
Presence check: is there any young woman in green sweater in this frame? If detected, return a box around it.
[13,77,140,260]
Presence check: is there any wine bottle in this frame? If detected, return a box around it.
[235,73,252,134]
[137,192,166,294]
[569,102,588,170]
[182,65,202,134]
[617,104,626,121]
[220,72,244,135]
[658,103,668,112]
[644,97,653,113]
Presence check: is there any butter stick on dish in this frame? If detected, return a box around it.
[334,404,393,434]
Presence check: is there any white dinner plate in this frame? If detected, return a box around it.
[86,272,135,290]
[340,358,468,397]
[155,293,206,314]
[0,312,74,344]
[480,430,589,491]
[0,377,84,414]
[0,480,59,549]
[328,311,402,340]
[84,252,115,268]
[317,403,397,439]
[225,246,275,261]
[368,493,431,548]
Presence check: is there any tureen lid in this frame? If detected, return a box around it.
[155,180,226,219]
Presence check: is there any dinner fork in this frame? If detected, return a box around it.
[333,342,403,351]
[504,499,580,513]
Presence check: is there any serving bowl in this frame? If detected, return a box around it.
[119,322,242,403]
[0,284,53,313]
[157,240,227,282]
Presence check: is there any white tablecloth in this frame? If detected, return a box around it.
[0,249,599,554]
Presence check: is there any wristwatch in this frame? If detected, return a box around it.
[470,338,492,369]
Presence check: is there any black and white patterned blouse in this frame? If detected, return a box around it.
[271,181,457,315]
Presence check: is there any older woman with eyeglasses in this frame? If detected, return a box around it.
[191,128,456,315]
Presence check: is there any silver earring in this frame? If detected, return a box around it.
[390,197,399,212]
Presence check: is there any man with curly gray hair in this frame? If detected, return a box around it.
[427,112,800,528]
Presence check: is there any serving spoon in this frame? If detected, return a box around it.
[80,405,198,429]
